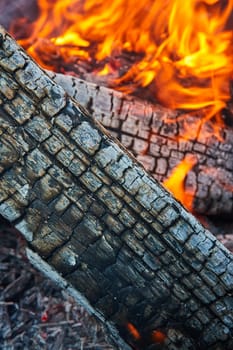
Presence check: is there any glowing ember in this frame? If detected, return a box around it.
[126,322,141,340]
[10,0,233,124]
[163,155,197,211]
[151,329,166,344]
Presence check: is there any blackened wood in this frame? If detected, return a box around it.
[0,27,232,350]
[50,72,233,217]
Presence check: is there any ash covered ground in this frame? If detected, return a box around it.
[0,219,114,350]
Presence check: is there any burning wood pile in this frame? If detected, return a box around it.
[2,0,233,220]
[0,0,233,349]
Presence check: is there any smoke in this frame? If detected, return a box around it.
[0,0,38,29]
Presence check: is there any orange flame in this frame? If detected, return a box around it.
[10,0,233,124]
[163,155,197,211]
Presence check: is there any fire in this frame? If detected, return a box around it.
[163,155,197,211]
[9,0,233,124]
[8,0,233,210]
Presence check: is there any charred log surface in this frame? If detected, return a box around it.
[0,27,233,350]
[49,72,233,217]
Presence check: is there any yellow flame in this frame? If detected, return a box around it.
[163,155,197,211]
[10,0,233,125]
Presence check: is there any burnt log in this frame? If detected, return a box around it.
[0,27,233,350]
[49,72,233,217]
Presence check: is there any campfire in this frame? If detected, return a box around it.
[3,0,233,214]
[8,0,233,112]
[1,4,233,349]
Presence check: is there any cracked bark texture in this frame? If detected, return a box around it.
[0,27,233,350]
[49,72,233,217]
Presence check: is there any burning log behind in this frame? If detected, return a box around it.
[49,72,233,217]
[0,27,233,350]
